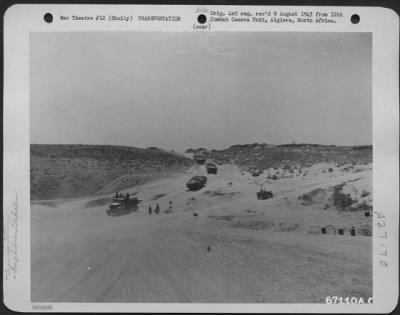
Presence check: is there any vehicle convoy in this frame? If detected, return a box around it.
[257,189,273,200]
[193,154,207,165]
[106,196,140,216]
[206,162,218,174]
[186,176,207,191]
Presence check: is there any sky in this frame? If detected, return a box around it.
[30,31,372,152]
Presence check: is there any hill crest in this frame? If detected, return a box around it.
[30,144,194,200]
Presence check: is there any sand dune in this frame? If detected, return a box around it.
[31,162,372,303]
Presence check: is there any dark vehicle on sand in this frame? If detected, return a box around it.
[193,154,207,165]
[251,169,263,177]
[106,196,140,216]
[206,162,218,174]
[257,189,273,200]
[186,176,207,191]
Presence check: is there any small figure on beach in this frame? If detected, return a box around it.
[168,201,173,213]
[148,205,152,215]
[155,203,160,214]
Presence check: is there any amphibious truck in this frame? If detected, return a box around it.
[186,176,207,191]
[206,162,218,174]
[193,154,207,165]
[257,189,273,200]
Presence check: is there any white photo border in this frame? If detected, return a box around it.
[3,4,399,313]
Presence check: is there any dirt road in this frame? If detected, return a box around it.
[31,165,372,302]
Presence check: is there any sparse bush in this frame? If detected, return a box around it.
[334,193,354,210]
[361,190,370,198]
[333,184,355,210]
[351,201,373,211]
[300,193,312,203]
[352,145,372,150]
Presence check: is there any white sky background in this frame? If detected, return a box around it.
[30,32,371,152]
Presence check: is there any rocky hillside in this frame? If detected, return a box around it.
[30,144,194,200]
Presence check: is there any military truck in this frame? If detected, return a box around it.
[106,196,139,216]
[257,189,273,200]
[193,154,207,165]
[186,176,207,191]
[206,162,218,174]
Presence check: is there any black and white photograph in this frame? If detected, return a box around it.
[29,31,373,303]
[2,4,399,313]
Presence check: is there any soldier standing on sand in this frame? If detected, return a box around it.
[155,203,160,214]
[148,205,152,215]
